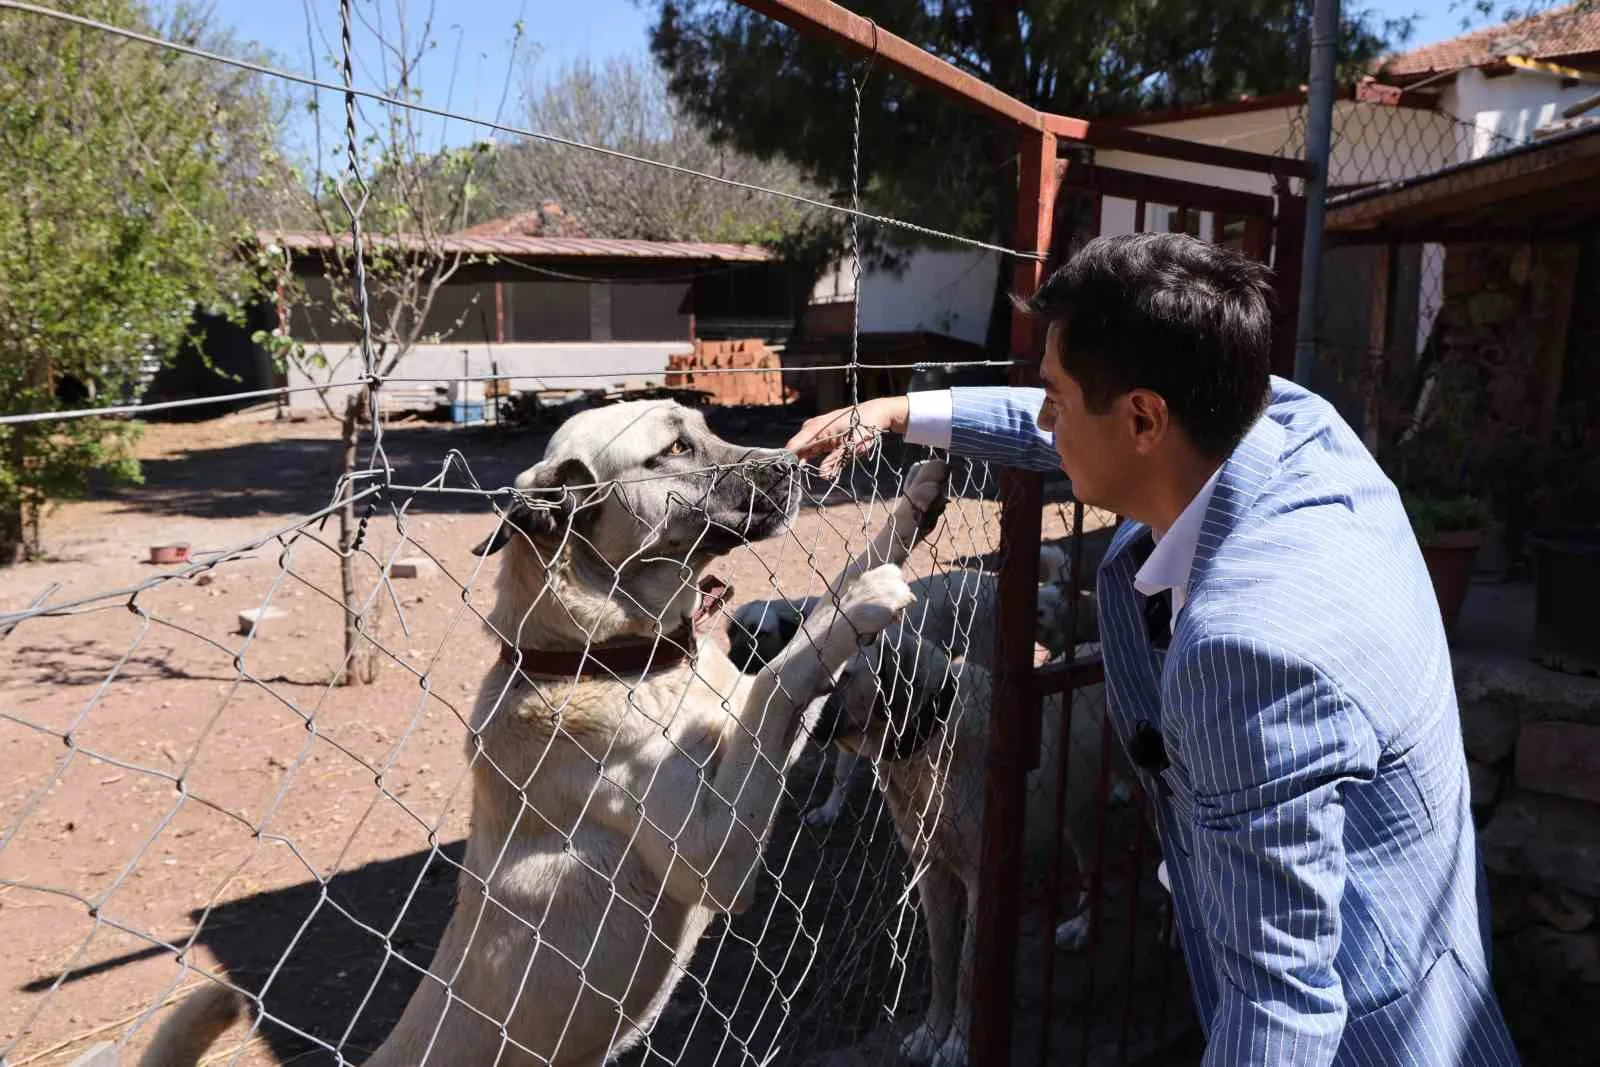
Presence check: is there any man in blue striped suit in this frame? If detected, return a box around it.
[787,233,1518,1065]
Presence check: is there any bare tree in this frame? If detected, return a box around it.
[481,54,829,243]
[255,4,521,685]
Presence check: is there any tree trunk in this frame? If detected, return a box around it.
[0,499,24,566]
[2,426,30,565]
[337,391,378,685]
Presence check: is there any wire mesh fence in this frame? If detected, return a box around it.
[0,3,1177,1066]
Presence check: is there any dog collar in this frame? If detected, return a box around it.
[499,574,731,681]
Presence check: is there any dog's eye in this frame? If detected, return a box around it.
[665,438,690,457]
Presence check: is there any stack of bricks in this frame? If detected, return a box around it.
[666,339,793,406]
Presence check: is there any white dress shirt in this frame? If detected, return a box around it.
[1133,465,1224,633]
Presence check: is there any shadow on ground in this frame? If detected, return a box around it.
[98,406,1050,523]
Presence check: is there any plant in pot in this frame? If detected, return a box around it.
[1381,383,1490,638]
[1400,491,1490,636]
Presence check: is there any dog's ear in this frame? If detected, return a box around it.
[472,457,597,556]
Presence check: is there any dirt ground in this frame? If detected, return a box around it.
[0,404,1181,1066]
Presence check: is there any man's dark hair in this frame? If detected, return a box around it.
[1020,233,1274,458]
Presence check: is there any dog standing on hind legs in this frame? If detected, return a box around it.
[133,403,941,1067]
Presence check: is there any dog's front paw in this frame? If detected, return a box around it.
[840,565,915,636]
[904,459,949,510]
[900,1021,946,1064]
[1055,913,1091,952]
[933,1033,970,1067]
[803,801,841,828]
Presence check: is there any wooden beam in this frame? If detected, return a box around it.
[1047,114,1312,178]
[1361,243,1395,454]
[1271,180,1306,380]
[1327,225,1600,245]
[1059,164,1276,218]
[1537,243,1581,444]
[735,0,1045,130]
[1505,55,1600,82]
[971,124,1056,1067]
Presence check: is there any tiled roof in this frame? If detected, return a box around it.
[1380,3,1600,80]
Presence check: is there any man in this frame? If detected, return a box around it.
[787,234,1518,1065]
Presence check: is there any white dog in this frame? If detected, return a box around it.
[137,404,939,1067]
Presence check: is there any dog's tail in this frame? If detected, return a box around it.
[138,983,247,1067]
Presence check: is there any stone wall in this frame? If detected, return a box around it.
[1456,627,1600,1062]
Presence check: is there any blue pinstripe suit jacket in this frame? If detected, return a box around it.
[942,377,1518,1065]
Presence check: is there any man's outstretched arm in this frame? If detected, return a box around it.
[785,388,1062,474]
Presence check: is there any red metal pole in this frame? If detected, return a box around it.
[970,124,1056,1067]
[1271,176,1307,380]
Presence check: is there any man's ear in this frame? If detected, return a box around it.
[472,457,596,556]
[1126,390,1170,454]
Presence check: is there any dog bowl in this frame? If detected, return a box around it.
[149,543,190,565]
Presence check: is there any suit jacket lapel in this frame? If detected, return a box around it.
[1095,410,1287,777]
[1097,518,1165,756]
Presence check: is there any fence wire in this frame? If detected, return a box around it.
[0,3,1148,1066]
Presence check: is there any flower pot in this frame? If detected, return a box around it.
[1419,529,1482,636]
[1526,526,1600,677]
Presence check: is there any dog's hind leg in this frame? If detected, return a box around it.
[930,878,979,1067]
[899,861,963,1064]
[804,748,860,828]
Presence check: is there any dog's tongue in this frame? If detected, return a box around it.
[693,574,732,632]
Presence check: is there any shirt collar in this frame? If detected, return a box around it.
[1133,464,1224,619]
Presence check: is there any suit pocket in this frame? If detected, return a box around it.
[1339,950,1507,1065]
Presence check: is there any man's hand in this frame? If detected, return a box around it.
[785,395,910,476]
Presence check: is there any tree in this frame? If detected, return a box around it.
[253,11,516,685]
[477,54,832,247]
[0,0,284,563]
[644,0,1412,353]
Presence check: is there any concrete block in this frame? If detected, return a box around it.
[389,557,438,580]
[237,606,288,636]
[1516,721,1600,805]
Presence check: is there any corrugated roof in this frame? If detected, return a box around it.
[259,230,774,262]
[1379,3,1600,80]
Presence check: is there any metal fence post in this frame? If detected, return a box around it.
[969,124,1057,1067]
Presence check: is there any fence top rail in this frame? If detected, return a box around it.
[735,0,1312,179]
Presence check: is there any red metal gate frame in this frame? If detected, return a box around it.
[726,3,1311,1063]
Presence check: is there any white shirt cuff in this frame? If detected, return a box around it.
[903,390,953,450]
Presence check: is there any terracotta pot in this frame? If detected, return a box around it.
[149,543,190,565]
[1419,529,1482,636]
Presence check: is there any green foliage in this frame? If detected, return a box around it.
[645,0,1410,316]
[0,0,279,560]
[1402,491,1489,543]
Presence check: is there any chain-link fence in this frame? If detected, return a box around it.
[0,3,1165,1066]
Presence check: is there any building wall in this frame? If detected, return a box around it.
[809,248,998,347]
[284,340,692,412]
[1442,69,1600,159]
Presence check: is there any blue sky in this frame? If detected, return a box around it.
[209,0,1480,164]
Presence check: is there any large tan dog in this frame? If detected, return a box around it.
[137,402,939,1067]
